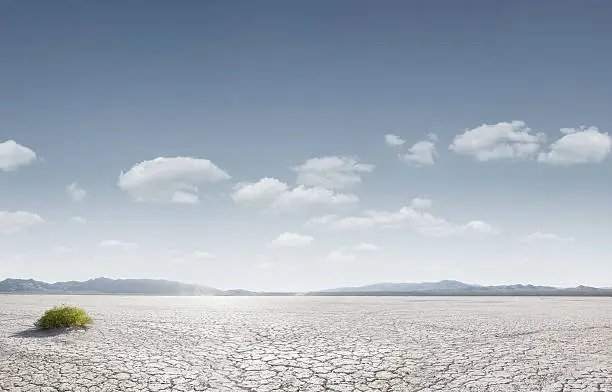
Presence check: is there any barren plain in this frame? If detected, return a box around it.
[1,295,611,392]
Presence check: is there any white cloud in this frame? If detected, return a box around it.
[410,198,432,209]
[70,216,87,224]
[306,202,498,237]
[325,250,356,261]
[0,140,37,171]
[450,121,545,161]
[231,177,289,203]
[402,139,437,166]
[270,186,358,210]
[232,178,359,211]
[538,126,610,165]
[461,220,498,234]
[67,182,87,202]
[425,132,439,142]
[99,240,137,250]
[324,242,379,262]
[267,232,314,248]
[231,156,367,211]
[521,231,575,242]
[384,134,406,147]
[401,133,438,166]
[118,157,230,204]
[0,211,45,234]
[353,243,380,251]
[171,190,199,204]
[293,156,374,189]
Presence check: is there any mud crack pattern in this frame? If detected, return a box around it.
[1,296,611,391]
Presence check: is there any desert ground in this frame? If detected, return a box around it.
[1,295,611,392]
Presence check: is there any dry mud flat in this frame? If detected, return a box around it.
[1,296,611,392]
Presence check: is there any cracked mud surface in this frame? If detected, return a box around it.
[1,296,611,391]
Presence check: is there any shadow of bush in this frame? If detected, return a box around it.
[12,325,90,338]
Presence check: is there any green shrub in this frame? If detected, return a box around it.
[35,306,92,329]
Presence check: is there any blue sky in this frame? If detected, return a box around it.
[1,1,611,291]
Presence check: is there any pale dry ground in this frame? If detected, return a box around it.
[1,296,611,392]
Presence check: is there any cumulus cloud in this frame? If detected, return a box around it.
[402,134,438,166]
[293,156,374,189]
[521,231,575,242]
[462,220,498,234]
[171,190,199,204]
[538,126,610,165]
[410,198,432,209]
[450,121,545,161]
[384,134,406,147]
[0,140,37,171]
[118,157,230,204]
[70,216,87,224]
[232,178,358,211]
[386,134,438,166]
[425,132,439,142]
[231,177,289,203]
[0,211,45,234]
[270,186,358,210]
[306,202,498,237]
[267,232,314,248]
[67,182,87,202]
[231,156,367,211]
[325,250,356,261]
[99,240,137,250]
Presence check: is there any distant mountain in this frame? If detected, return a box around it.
[309,280,612,296]
[2,278,612,296]
[0,277,219,296]
[0,278,52,292]
[322,280,478,293]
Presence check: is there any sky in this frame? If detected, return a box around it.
[1,0,611,291]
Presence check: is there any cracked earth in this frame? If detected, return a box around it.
[1,296,611,392]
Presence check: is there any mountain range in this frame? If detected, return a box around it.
[1,278,611,296]
[309,280,612,296]
[0,277,219,296]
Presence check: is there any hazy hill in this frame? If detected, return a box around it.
[0,277,219,296]
[310,280,612,296]
[2,278,612,296]
[0,278,52,292]
[321,280,478,293]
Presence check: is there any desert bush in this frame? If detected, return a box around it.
[35,306,92,329]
